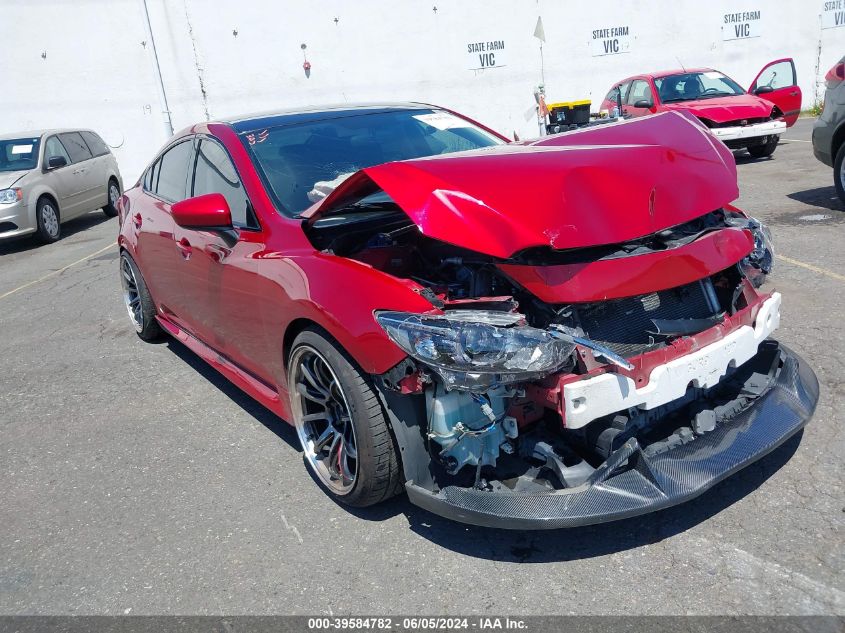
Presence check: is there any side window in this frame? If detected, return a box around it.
[155,140,194,203]
[627,80,652,104]
[605,83,628,104]
[44,136,71,164]
[192,139,254,227]
[58,132,93,163]
[80,131,109,157]
[755,61,796,90]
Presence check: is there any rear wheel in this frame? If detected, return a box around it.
[120,252,163,341]
[103,178,120,217]
[288,328,402,507]
[35,197,61,243]
[747,136,778,158]
[834,142,845,206]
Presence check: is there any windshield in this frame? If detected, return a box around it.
[0,137,41,172]
[655,71,745,103]
[243,109,504,216]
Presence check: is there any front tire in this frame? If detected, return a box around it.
[834,142,845,206]
[288,328,402,507]
[35,197,61,243]
[747,136,778,158]
[103,178,120,218]
[119,252,163,341]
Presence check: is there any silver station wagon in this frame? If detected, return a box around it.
[0,129,123,242]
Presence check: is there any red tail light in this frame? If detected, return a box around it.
[825,62,845,89]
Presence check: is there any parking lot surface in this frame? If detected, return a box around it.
[0,119,842,615]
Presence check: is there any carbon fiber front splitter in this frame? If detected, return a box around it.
[405,343,819,530]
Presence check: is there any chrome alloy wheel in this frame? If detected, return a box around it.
[41,204,59,237]
[120,256,144,332]
[290,346,359,495]
[109,182,120,207]
[839,153,845,192]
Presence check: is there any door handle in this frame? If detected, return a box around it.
[176,237,192,260]
[790,90,798,96]
[132,213,142,228]
[205,243,231,263]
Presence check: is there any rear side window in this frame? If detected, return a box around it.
[58,132,93,163]
[80,131,109,157]
[605,82,630,104]
[153,140,194,203]
[192,138,254,227]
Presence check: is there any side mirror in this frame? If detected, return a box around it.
[633,99,653,109]
[753,85,774,95]
[171,193,232,229]
[47,155,68,169]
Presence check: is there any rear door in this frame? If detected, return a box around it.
[750,58,801,126]
[79,131,112,207]
[134,138,195,328]
[57,132,100,216]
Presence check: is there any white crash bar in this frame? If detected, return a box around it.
[709,120,786,142]
[563,293,782,429]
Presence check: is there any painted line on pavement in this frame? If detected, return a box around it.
[0,243,115,301]
[777,254,845,282]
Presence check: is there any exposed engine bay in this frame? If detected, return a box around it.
[305,199,779,499]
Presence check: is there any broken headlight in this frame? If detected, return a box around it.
[726,214,774,286]
[375,310,575,391]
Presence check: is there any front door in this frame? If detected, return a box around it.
[57,132,100,216]
[750,58,802,126]
[174,137,274,384]
[41,135,85,216]
[624,79,656,118]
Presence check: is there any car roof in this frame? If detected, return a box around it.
[0,129,95,141]
[224,102,437,133]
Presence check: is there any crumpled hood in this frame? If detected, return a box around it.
[0,170,29,189]
[661,93,775,122]
[307,111,738,259]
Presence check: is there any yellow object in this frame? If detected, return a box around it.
[546,99,592,109]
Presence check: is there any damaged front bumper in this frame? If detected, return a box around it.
[405,342,818,530]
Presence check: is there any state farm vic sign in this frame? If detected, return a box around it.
[722,9,762,40]
[590,26,631,57]
[466,39,506,70]
[822,0,845,29]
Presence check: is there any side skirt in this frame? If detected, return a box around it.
[156,315,290,421]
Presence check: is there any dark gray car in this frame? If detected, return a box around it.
[812,55,845,205]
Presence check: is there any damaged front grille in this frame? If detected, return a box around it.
[560,279,721,358]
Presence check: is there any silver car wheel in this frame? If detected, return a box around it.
[41,204,59,237]
[120,256,144,332]
[109,183,120,207]
[290,345,359,495]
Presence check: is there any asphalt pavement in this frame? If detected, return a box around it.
[0,118,842,615]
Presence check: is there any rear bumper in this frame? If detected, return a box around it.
[406,342,818,530]
[710,120,786,142]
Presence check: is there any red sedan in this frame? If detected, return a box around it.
[117,104,817,529]
[599,59,802,158]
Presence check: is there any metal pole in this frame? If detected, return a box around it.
[140,0,174,137]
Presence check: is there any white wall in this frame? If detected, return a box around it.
[2,0,841,182]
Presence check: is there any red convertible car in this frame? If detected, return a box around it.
[599,59,802,158]
[117,104,818,529]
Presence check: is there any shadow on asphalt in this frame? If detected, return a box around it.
[164,338,804,562]
[0,211,113,256]
[787,185,844,212]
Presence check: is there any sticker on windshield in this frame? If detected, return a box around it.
[412,112,471,131]
[703,71,722,79]
[11,144,33,154]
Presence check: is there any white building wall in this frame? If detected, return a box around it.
[2,0,842,182]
